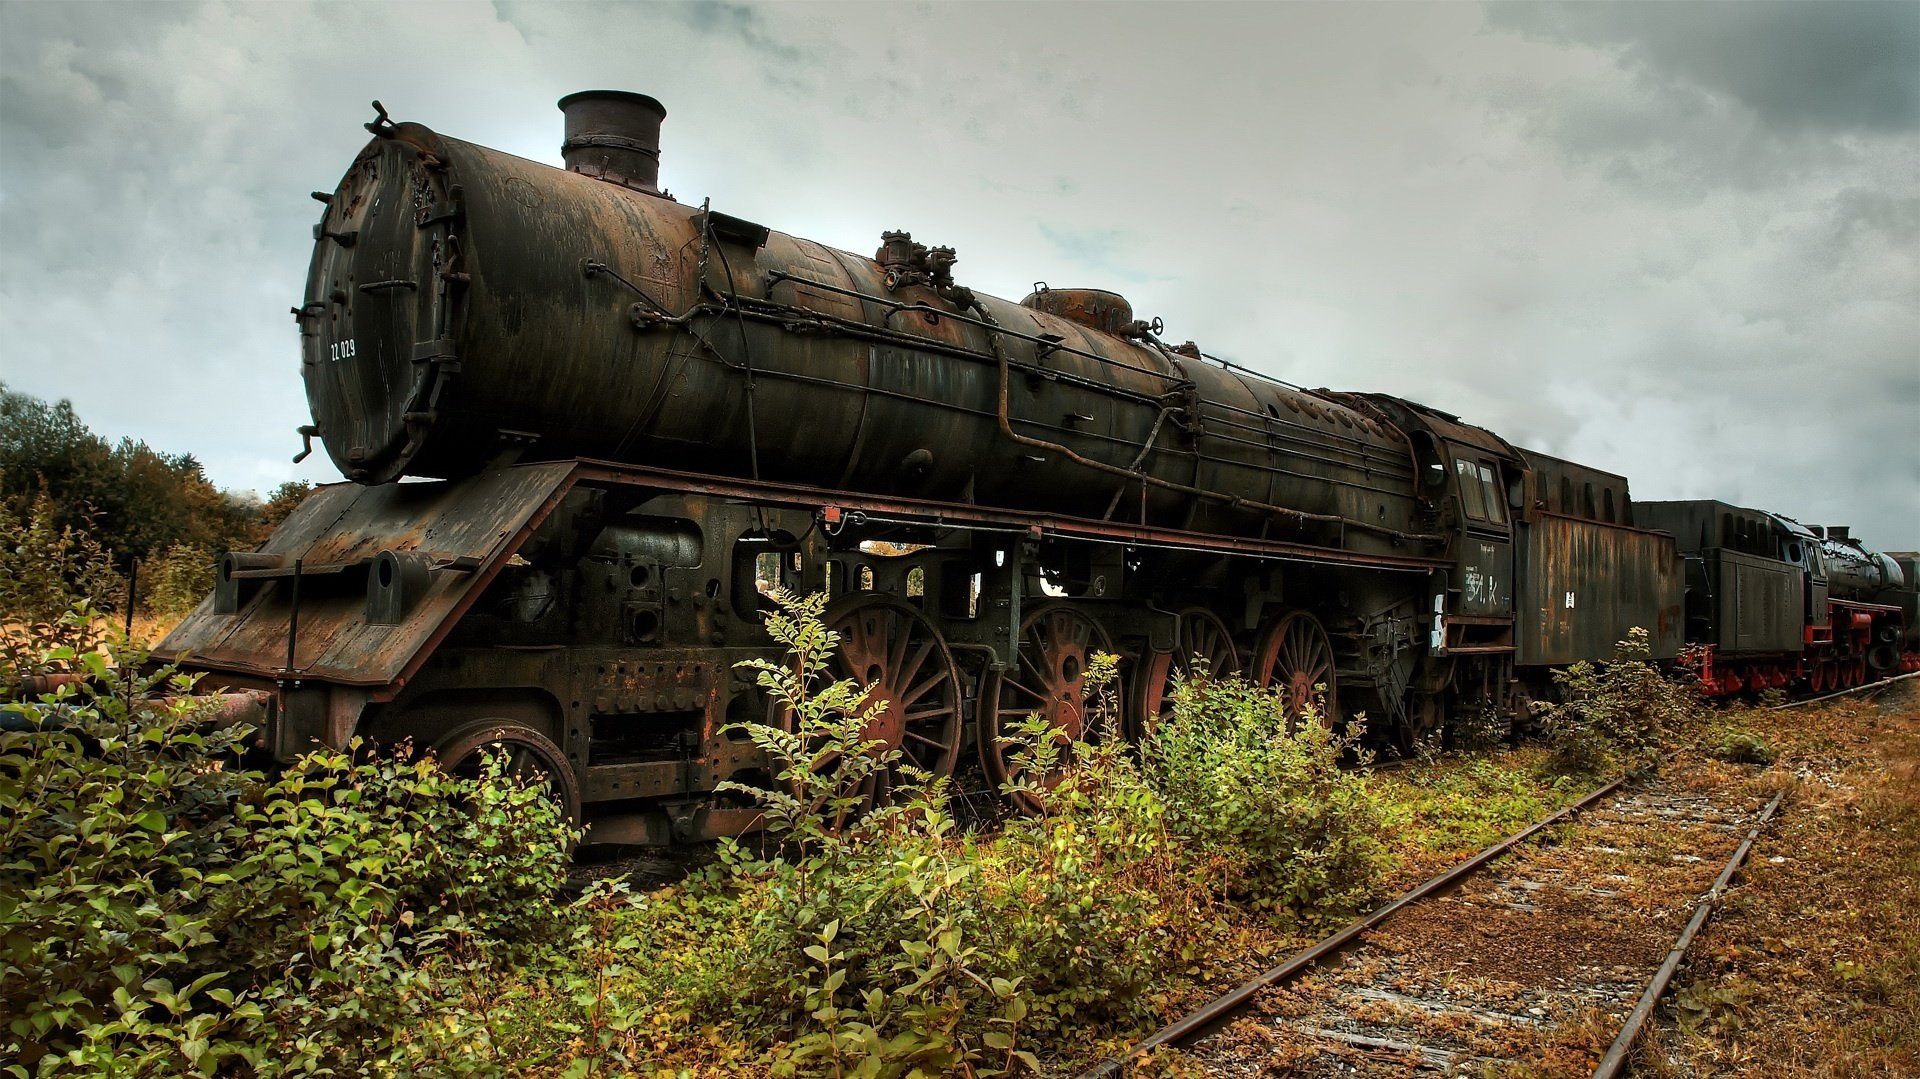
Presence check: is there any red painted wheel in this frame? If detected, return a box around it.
[1252,609,1339,726]
[785,595,964,814]
[979,602,1115,813]
[1809,663,1825,693]
[1130,607,1240,736]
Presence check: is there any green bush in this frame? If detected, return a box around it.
[0,492,123,684]
[1446,702,1511,754]
[0,631,578,1078]
[1710,728,1779,766]
[623,591,1176,1076]
[1137,675,1393,922]
[1536,627,1702,775]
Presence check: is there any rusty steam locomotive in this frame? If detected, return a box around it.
[157,92,1918,843]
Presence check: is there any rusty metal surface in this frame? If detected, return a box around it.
[1019,284,1135,334]
[1516,512,1683,665]
[1520,448,1633,525]
[155,462,576,688]
[1457,537,1513,616]
[558,90,666,194]
[1381,398,1521,461]
[157,449,1443,744]
[1891,553,1920,652]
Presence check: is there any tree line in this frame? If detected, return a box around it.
[0,381,312,621]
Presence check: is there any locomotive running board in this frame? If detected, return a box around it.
[158,458,1445,704]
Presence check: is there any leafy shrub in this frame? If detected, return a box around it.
[1137,675,1393,922]
[1446,701,1512,754]
[1377,758,1563,860]
[1710,728,1779,766]
[0,633,577,1078]
[972,665,1179,1038]
[0,492,123,684]
[1537,628,1702,775]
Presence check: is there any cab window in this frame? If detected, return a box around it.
[1456,459,1487,520]
[1477,463,1506,525]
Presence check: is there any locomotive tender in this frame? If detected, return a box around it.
[157,92,1914,842]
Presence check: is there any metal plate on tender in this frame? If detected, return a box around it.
[156,462,577,689]
[1518,514,1684,666]
[1708,548,1804,653]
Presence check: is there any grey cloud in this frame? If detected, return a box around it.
[1036,226,1171,287]
[1487,1,1920,134]
[1829,187,1920,248]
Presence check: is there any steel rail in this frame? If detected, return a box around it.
[1590,788,1786,1079]
[1076,774,1629,1078]
[1769,667,1920,711]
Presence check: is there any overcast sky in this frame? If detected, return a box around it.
[2,1,1915,548]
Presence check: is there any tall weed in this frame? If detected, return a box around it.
[1138,675,1393,922]
[0,493,123,683]
[669,592,1175,1075]
[1537,627,1703,774]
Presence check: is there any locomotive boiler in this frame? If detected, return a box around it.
[159,91,1708,843]
[300,91,1429,550]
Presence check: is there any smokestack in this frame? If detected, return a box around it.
[558,90,666,195]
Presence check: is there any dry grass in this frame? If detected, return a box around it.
[1641,683,1920,1077]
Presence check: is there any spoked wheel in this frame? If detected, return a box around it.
[980,602,1115,813]
[796,595,965,815]
[435,719,583,829]
[1252,609,1339,726]
[1408,691,1445,746]
[1130,606,1241,736]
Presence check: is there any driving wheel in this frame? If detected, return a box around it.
[790,595,964,813]
[1252,609,1339,726]
[1130,606,1241,736]
[979,602,1115,813]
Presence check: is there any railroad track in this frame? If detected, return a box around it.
[1081,674,1917,1077]
[1081,778,1779,1077]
